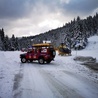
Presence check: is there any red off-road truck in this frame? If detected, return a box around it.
[20,43,56,64]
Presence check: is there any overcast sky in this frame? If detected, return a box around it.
[0,0,98,37]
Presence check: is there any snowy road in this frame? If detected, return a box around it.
[0,51,98,98]
[12,54,98,98]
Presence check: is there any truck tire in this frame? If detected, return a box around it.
[21,58,26,63]
[38,58,44,64]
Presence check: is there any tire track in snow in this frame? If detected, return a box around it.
[17,63,59,98]
[40,70,83,98]
[40,69,98,98]
[13,63,24,98]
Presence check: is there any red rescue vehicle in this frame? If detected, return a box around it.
[20,43,56,64]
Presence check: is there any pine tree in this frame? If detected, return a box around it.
[0,36,3,50]
[11,34,16,50]
[3,35,11,51]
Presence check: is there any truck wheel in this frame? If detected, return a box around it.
[21,58,26,63]
[38,58,44,64]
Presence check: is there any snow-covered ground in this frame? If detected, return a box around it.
[0,35,98,98]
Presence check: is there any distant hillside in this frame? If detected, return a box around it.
[32,13,98,47]
[0,13,98,51]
